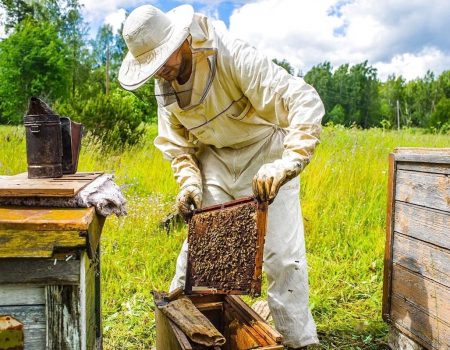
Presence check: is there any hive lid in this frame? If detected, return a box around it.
[0,172,103,197]
[185,197,268,297]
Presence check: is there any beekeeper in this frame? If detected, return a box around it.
[119,4,324,349]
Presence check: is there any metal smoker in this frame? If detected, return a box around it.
[24,97,83,179]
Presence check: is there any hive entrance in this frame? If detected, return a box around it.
[186,197,268,296]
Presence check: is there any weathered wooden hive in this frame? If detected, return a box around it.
[383,148,450,350]
[0,173,106,350]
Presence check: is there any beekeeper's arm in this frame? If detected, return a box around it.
[154,106,202,218]
[227,38,325,202]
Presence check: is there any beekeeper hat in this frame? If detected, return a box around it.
[118,4,194,91]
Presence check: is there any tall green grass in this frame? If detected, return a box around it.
[0,125,448,349]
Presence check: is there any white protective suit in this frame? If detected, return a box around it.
[154,13,324,348]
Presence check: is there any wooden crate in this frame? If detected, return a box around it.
[0,206,105,350]
[155,293,283,350]
[186,197,268,296]
[383,148,450,350]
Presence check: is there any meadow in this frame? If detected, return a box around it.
[0,125,448,349]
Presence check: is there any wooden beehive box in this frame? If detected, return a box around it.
[155,293,283,350]
[383,148,450,350]
[0,173,106,350]
[186,197,268,296]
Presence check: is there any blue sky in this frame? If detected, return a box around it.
[3,0,448,81]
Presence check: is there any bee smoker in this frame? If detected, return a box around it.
[24,97,83,179]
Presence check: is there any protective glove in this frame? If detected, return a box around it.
[176,184,202,221]
[252,158,301,203]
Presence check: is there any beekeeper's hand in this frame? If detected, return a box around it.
[176,184,202,221]
[252,159,301,203]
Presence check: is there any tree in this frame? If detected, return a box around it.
[0,18,70,123]
[304,62,333,119]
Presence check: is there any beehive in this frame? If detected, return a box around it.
[0,173,106,350]
[383,148,450,349]
[185,197,268,296]
[155,293,284,350]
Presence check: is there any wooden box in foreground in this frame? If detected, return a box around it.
[155,293,283,350]
[383,148,450,349]
[0,206,104,350]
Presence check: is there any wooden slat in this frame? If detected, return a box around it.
[155,307,187,350]
[0,207,95,231]
[395,170,449,212]
[46,285,81,350]
[0,172,103,197]
[393,233,450,288]
[392,264,450,324]
[397,162,450,175]
[383,153,396,321]
[0,230,86,258]
[394,202,450,249]
[0,258,80,284]
[0,285,45,306]
[393,148,450,164]
[391,294,450,349]
[226,295,283,343]
[0,305,46,350]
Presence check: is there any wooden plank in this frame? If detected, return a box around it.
[0,230,86,258]
[397,162,450,175]
[155,307,186,350]
[394,202,450,249]
[389,326,428,350]
[46,285,81,350]
[383,153,396,321]
[0,172,103,197]
[393,233,450,288]
[392,264,450,324]
[0,285,45,306]
[226,295,283,343]
[0,305,46,350]
[0,207,95,231]
[395,170,449,212]
[391,294,450,349]
[0,258,80,284]
[393,148,450,164]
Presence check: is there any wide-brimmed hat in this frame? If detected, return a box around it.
[118,4,194,91]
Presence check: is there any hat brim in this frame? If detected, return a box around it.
[119,4,194,91]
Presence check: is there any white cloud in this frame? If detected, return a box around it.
[226,0,450,80]
[80,0,152,36]
[374,47,450,81]
[105,9,127,33]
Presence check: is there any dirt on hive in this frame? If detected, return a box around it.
[188,201,259,294]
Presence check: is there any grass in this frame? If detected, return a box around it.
[0,125,448,349]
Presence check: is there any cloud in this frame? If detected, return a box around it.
[226,0,450,80]
[80,0,152,36]
[105,9,127,33]
[374,47,450,81]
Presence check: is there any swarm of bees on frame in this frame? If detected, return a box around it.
[188,202,259,294]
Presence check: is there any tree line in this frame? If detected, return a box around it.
[0,1,448,149]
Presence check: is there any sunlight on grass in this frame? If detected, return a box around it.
[0,125,448,349]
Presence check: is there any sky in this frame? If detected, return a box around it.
[2,0,450,81]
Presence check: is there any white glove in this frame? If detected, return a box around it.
[252,159,301,203]
[176,184,202,220]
